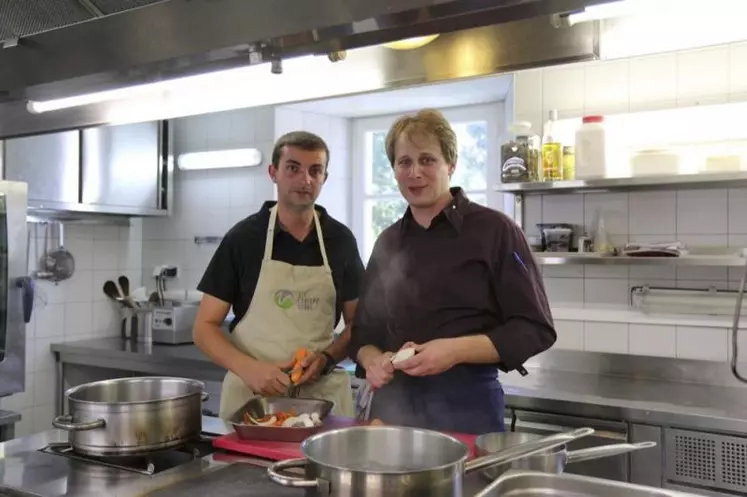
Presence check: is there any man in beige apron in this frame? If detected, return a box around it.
[219,204,354,418]
[193,131,362,421]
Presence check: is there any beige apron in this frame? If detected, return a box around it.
[219,205,354,419]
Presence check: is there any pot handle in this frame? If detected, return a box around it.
[52,415,105,431]
[565,441,657,464]
[267,458,330,494]
[465,427,595,475]
[201,391,210,402]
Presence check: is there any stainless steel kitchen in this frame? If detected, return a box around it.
[1,0,747,496]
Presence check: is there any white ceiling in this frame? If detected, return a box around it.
[283,74,513,118]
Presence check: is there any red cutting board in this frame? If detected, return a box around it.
[213,416,478,461]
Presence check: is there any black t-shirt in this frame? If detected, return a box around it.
[197,201,365,331]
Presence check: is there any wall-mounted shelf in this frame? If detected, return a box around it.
[535,252,746,267]
[494,171,747,196]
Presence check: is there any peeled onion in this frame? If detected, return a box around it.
[391,347,415,364]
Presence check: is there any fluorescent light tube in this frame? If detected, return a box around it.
[177,148,263,171]
[567,1,631,24]
[567,0,739,25]
[26,81,173,114]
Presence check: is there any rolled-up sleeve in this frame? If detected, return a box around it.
[348,240,389,376]
[487,221,556,372]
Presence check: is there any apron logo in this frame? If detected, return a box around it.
[273,290,320,311]
[273,290,295,309]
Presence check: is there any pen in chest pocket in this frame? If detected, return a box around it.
[512,251,529,273]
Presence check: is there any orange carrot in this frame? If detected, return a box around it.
[290,348,309,384]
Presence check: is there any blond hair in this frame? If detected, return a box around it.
[385,109,458,167]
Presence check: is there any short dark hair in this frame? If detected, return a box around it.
[271,131,330,168]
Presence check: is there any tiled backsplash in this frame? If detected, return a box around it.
[512,40,747,362]
[528,187,747,308]
[3,221,143,437]
[276,107,351,226]
[553,321,732,362]
[141,105,351,295]
[513,41,747,127]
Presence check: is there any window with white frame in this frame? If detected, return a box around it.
[351,104,502,262]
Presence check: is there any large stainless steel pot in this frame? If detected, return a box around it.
[475,431,657,480]
[52,376,208,457]
[267,426,594,497]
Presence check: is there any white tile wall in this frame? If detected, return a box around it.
[548,319,732,361]
[275,108,351,225]
[513,40,747,361]
[584,322,629,354]
[1,221,143,437]
[141,105,351,297]
[141,106,276,291]
[628,324,677,358]
[514,40,747,126]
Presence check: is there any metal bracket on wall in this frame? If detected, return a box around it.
[513,194,524,230]
[194,236,223,245]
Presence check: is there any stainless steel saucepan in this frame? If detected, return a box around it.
[52,376,209,457]
[267,426,595,497]
[475,431,657,481]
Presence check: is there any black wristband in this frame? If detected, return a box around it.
[321,351,336,375]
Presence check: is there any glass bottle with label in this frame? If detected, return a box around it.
[501,122,540,183]
[542,110,563,181]
[563,146,575,180]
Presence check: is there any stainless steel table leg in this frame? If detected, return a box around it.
[0,422,15,442]
[731,257,747,383]
[55,353,64,416]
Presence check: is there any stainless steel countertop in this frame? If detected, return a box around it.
[0,416,490,496]
[0,410,21,427]
[52,338,747,434]
[502,368,747,434]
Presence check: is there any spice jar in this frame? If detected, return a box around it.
[501,122,541,183]
[563,146,575,180]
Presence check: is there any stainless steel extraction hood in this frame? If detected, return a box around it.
[0,0,610,137]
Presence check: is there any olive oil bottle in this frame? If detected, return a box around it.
[542,110,563,181]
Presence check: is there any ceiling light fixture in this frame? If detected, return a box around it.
[26,81,173,114]
[25,57,310,114]
[177,148,263,171]
[383,34,440,50]
[566,0,738,25]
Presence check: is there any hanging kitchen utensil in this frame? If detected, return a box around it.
[34,223,55,280]
[40,222,75,282]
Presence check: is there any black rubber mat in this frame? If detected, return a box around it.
[145,463,305,497]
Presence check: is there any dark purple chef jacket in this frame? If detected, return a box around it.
[348,187,556,434]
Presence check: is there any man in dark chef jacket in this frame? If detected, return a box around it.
[348,109,556,434]
[194,131,365,419]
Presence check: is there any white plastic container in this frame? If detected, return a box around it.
[575,115,607,179]
[631,149,680,176]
